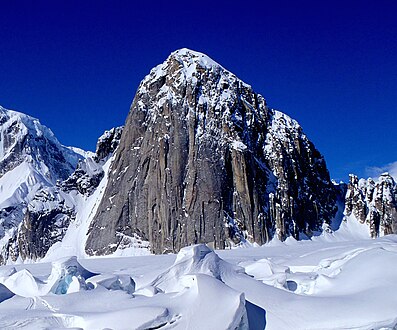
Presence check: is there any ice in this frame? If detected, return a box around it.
[87,273,135,294]
[49,256,97,294]
[0,236,396,329]
[150,244,243,293]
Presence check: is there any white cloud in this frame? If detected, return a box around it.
[366,161,397,181]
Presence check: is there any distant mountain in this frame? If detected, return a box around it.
[0,106,82,260]
[12,126,124,262]
[85,48,338,255]
[344,173,397,237]
[0,106,123,262]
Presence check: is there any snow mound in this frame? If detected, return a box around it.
[87,273,135,295]
[151,244,243,293]
[2,268,44,297]
[241,258,289,289]
[147,244,249,329]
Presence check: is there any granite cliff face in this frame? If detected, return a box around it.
[86,49,337,255]
[344,173,397,237]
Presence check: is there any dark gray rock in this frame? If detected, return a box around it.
[17,208,74,261]
[94,126,123,162]
[86,49,337,255]
[60,126,123,196]
[59,158,105,196]
[344,173,397,237]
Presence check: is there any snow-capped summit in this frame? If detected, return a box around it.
[0,106,81,181]
[142,48,231,86]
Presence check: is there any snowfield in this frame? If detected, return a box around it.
[0,220,397,330]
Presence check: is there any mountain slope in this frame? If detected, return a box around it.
[0,106,82,259]
[0,106,80,181]
[86,48,337,255]
[1,126,125,262]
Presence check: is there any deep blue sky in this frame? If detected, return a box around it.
[0,1,396,181]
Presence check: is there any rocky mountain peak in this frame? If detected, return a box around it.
[0,106,84,263]
[142,48,226,86]
[85,49,337,256]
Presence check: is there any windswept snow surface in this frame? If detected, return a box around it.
[0,231,397,329]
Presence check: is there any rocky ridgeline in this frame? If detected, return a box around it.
[344,173,397,237]
[86,49,337,255]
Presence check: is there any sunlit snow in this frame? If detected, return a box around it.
[0,219,396,329]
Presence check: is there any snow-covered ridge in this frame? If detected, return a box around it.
[0,117,133,263]
[0,105,130,263]
[0,105,81,181]
[0,105,85,262]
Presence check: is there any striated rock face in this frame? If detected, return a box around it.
[86,48,337,255]
[344,173,397,237]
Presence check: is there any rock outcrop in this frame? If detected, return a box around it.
[94,126,123,162]
[16,187,75,261]
[86,48,337,255]
[344,173,397,237]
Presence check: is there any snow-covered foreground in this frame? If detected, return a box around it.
[0,233,397,329]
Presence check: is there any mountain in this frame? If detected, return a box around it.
[85,48,338,255]
[0,106,82,259]
[1,49,395,262]
[0,107,124,262]
[8,126,123,262]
